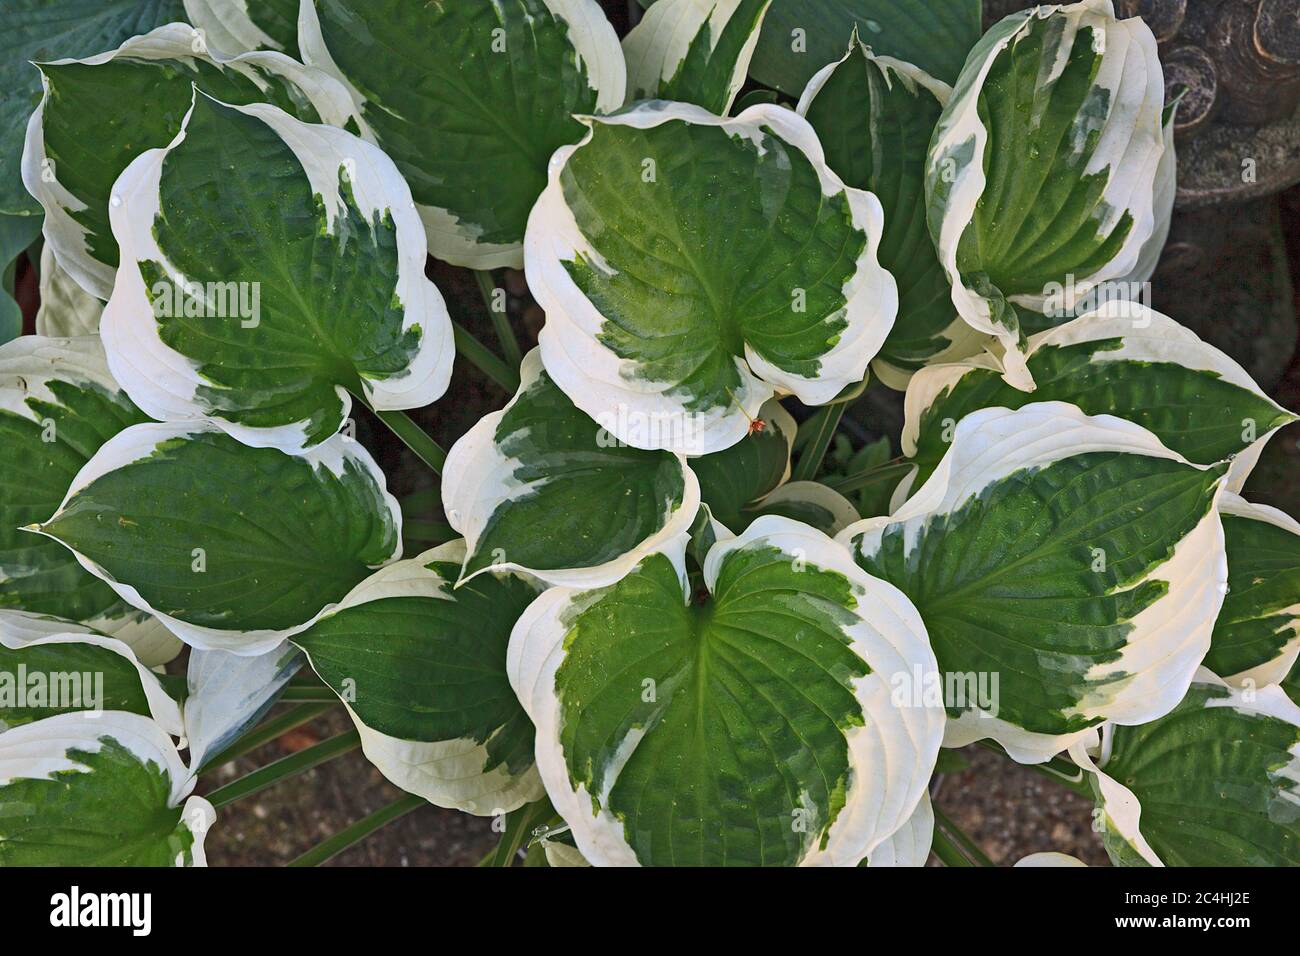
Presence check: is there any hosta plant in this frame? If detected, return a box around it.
[1,0,1298,869]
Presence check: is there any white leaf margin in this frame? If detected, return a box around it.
[865,791,934,867]
[753,396,798,487]
[1100,100,1177,302]
[527,99,897,456]
[20,21,360,302]
[300,0,627,270]
[35,244,103,337]
[0,611,96,644]
[925,0,1166,392]
[184,0,288,56]
[1215,493,1300,690]
[840,402,1230,764]
[0,710,214,866]
[28,419,403,657]
[622,0,772,113]
[0,631,183,738]
[100,90,453,454]
[444,348,701,589]
[0,333,120,424]
[294,540,545,815]
[509,517,944,866]
[892,302,1297,510]
[96,612,184,668]
[183,642,303,770]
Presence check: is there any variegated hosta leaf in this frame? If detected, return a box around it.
[22,22,358,301]
[800,39,984,387]
[0,336,163,636]
[897,304,1297,508]
[623,0,772,114]
[1081,672,1300,866]
[1205,495,1300,689]
[32,420,402,656]
[864,792,933,867]
[0,710,213,865]
[102,93,453,453]
[300,0,626,269]
[0,631,182,735]
[0,610,97,643]
[509,517,944,866]
[443,349,699,588]
[292,542,544,814]
[527,101,897,456]
[925,0,1166,389]
[840,403,1229,764]
[35,243,103,337]
[183,642,302,770]
[182,0,300,57]
[690,397,795,528]
[0,0,188,216]
[1016,101,1177,338]
[654,0,983,95]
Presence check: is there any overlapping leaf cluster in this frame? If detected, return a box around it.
[0,0,1297,868]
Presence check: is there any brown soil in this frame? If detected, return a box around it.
[197,710,498,867]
